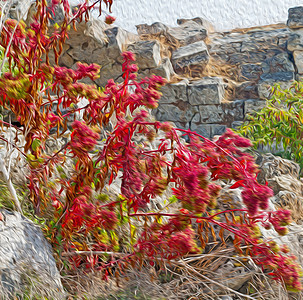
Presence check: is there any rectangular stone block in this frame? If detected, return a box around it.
[158,79,189,104]
[127,40,161,70]
[167,21,207,46]
[171,41,209,74]
[287,6,303,28]
[190,123,226,138]
[154,103,198,123]
[258,80,294,99]
[244,99,267,115]
[293,51,303,74]
[287,29,303,51]
[188,77,225,105]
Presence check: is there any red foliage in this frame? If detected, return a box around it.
[0,0,301,292]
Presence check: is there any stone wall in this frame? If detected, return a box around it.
[44,6,303,137]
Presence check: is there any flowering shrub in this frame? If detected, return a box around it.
[0,0,302,293]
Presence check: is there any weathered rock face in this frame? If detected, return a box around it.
[136,22,168,36]
[177,17,215,34]
[287,6,303,29]
[0,210,64,298]
[167,21,207,46]
[171,41,209,75]
[256,153,303,223]
[127,40,161,70]
[187,77,224,105]
[17,4,303,139]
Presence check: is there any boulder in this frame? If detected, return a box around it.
[240,63,263,81]
[136,22,168,35]
[127,40,161,70]
[287,29,303,51]
[293,51,303,74]
[67,23,138,65]
[158,79,189,104]
[198,101,244,125]
[258,79,294,99]
[287,6,303,29]
[0,210,64,298]
[187,77,225,105]
[171,41,209,74]
[166,21,207,46]
[177,17,215,34]
[198,105,225,123]
[154,102,198,123]
[147,58,176,81]
[256,154,303,209]
[190,123,226,138]
[261,52,295,74]
[244,99,267,115]
[190,123,212,138]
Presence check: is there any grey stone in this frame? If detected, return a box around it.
[144,58,176,81]
[260,71,295,82]
[188,77,225,105]
[258,80,294,99]
[190,123,212,138]
[155,103,198,123]
[67,24,138,65]
[104,26,139,62]
[287,6,303,29]
[287,29,303,51]
[177,17,215,34]
[0,210,64,298]
[293,51,303,74]
[234,82,259,100]
[222,100,245,121]
[190,123,226,138]
[174,122,190,130]
[261,53,295,74]
[59,52,74,68]
[199,105,224,123]
[212,124,227,136]
[159,79,189,104]
[171,41,209,74]
[191,113,200,123]
[127,40,161,70]
[136,22,168,35]
[231,121,244,129]
[94,62,123,87]
[244,99,267,115]
[167,21,207,46]
[240,63,263,81]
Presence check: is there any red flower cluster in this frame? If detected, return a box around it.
[69,120,100,159]
[136,218,199,260]
[241,183,273,216]
[269,209,292,235]
[62,195,117,231]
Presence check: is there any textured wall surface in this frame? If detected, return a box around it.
[71,0,303,33]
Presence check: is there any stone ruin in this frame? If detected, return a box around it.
[34,5,303,138]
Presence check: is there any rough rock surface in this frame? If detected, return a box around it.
[171,41,209,74]
[187,77,224,105]
[0,210,64,298]
[167,21,207,46]
[127,40,161,70]
[287,6,303,29]
[256,153,303,212]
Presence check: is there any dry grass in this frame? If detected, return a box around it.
[139,33,181,59]
[58,243,295,300]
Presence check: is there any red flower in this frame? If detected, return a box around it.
[105,15,116,24]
